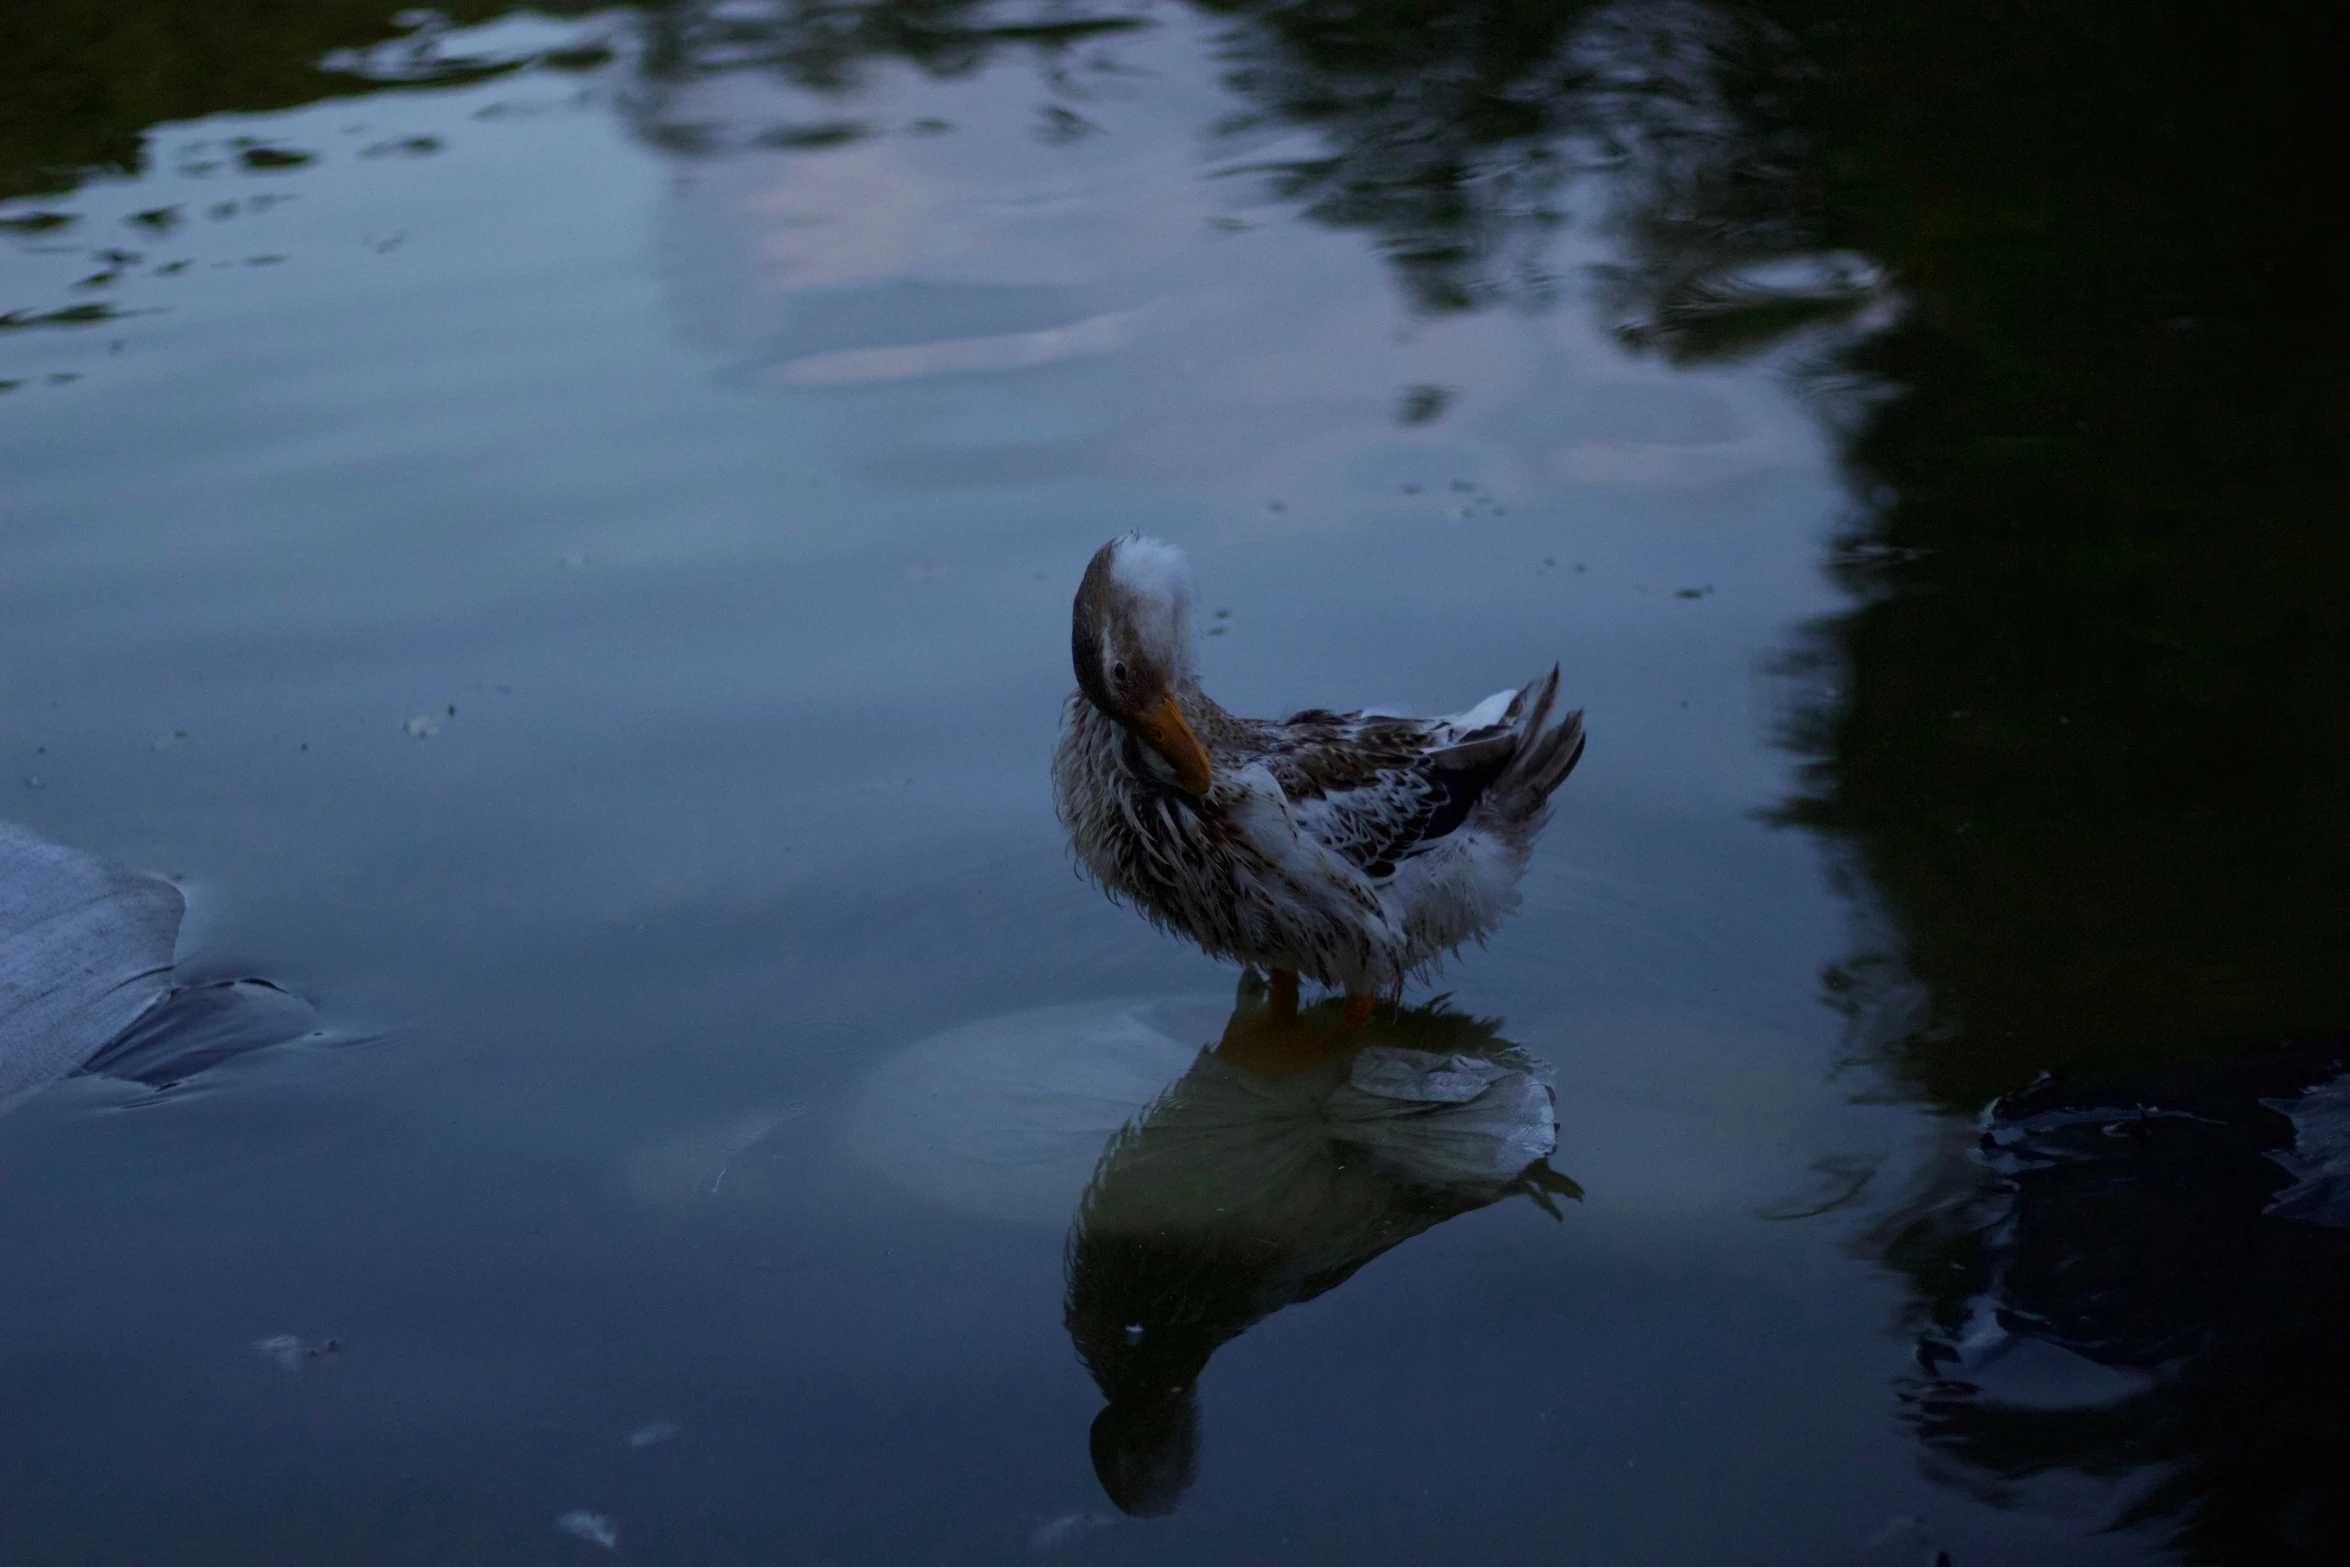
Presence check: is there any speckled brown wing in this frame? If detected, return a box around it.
[1245,710,1517,879]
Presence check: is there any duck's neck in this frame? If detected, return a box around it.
[1169,680,1239,750]
[1059,692,1205,801]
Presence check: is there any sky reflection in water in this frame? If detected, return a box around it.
[1,2,2344,1563]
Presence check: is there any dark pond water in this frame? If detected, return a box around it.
[3,3,2344,1563]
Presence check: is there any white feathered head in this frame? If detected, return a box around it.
[1070,534,1212,795]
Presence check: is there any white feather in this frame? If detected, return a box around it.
[1224,765,1396,944]
[1450,688,1517,729]
[1106,534,1196,677]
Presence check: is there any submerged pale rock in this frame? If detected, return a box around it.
[837,998,1218,1226]
[839,997,1570,1227]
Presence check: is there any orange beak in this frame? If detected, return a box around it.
[1139,694,1213,796]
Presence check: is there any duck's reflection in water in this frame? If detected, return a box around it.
[1064,976,1579,1515]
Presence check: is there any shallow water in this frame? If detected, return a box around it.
[3,3,2344,1563]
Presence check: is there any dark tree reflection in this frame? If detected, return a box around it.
[1599,0,2350,1104]
[0,0,611,200]
[1191,0,1632,311]
[625,0,1642,311]
[1586,3,2350,1561]
[1873,1049,2350,1562]
[625,0,1156,160]
[635,0,1147,92]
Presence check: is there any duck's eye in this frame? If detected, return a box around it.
[1111,660,1128,685]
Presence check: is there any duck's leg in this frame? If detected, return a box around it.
[1217,967,1340,1077]
[1341,992,1375,1028]
[1266,967,1300,1022]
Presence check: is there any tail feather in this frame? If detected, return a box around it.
[1491,666,1585,819]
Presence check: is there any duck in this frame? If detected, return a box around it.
[1051,533,1585,1020]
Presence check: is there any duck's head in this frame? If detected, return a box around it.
[1071,534,1214,796]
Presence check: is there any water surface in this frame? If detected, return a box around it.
[3,3,2343,1563]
